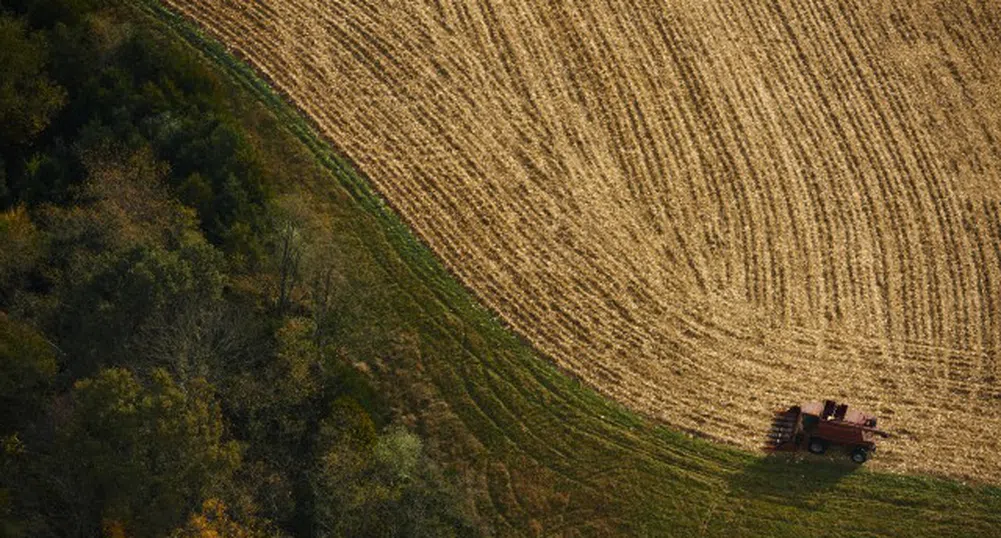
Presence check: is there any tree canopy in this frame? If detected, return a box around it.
[0,1,473,536]
[0,16,65,145]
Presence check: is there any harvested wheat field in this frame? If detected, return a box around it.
[165,0,1001,482]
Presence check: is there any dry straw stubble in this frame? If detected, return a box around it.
[166,0,1001,482]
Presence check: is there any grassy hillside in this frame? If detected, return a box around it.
[131,1,1001,536]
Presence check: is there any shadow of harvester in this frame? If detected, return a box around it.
[728,410,862,510]
[728,452,860,510]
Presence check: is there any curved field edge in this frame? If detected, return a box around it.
[135,1,1001,535]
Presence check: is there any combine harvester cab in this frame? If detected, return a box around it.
[768,400,889,463]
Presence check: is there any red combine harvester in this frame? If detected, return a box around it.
[767,400,890,463]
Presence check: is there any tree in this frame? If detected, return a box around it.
[54,239,223,376]
[158,117,272,267]
[0,15,65,145]
[170,499,267,538]
[271,193,344,345]
[0,315,56,434]
[310,397,377,538]
[7,0,103,29]
[51,368,240,537]
[76,143,195,250]
[232,317,322,463]
[274,219,303,316]
[311,413,475,538]
[0,206,44,304]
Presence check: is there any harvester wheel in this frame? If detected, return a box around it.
[850,447,869,464]
[807,438,827,454]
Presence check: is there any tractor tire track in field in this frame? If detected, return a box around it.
[165,0,1001,483]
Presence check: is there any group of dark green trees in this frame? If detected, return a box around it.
[0,0,475,536]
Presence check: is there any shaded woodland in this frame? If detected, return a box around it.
[0,1,475,535]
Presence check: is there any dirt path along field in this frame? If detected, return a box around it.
[162,0,1001,483]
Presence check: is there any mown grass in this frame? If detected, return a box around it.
[135,1,1001,535]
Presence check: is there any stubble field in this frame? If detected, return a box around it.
[163,0,1001,482]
